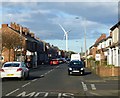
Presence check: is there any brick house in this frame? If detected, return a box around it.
[1,23,43,67]
[0,22,63,67]
[88,34,106,60]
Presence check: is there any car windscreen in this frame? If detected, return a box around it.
[3,63,20,67]
[69,61,83,67]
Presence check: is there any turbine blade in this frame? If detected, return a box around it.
[59,24,67,35]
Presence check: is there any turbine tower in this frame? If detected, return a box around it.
[59,24,70,52]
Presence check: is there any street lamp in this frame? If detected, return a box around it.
[20,26,22,62]
[75,17,87,67]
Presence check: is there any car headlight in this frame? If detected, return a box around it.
[81,68,84,70]
[69,68,72,70]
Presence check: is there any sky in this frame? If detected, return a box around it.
[0,0,119,53]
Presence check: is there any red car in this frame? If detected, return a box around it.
[50,59,59,65]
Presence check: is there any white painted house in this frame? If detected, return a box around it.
[106,35,112,65]
[109,21,120,66]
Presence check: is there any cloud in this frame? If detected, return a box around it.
[1,0,119,2]
[1,2,118,52]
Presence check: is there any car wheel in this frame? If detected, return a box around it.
[68,72,70,75]
[27,72,30,79]
[82,70,85,75]
[21,73,26,80]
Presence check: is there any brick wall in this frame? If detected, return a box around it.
[97,66,120,77]
[87,60,120,77]
[2,48,14,62]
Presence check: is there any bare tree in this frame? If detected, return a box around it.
[2,29,24,61]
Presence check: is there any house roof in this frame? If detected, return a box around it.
[105,36,112,40]
[110,21,120,31]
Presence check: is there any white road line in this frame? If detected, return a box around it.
[5,88,19,96]
[40,75,44,77]
[58,93,62,98]
[91,84,96,90]
[44,72,48,75]
[44,92,49,97]
[56,66,60,68]
[32,79,37,82]
[89,91,100,96]
[22,82,31,88]
[47,70,51,73]
[81,82,88,91]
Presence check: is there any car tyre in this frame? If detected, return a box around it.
[21,73,26,81]
[68,72,70,75]
[27,72,30,79]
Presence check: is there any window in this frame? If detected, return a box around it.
[109,40,111,46]
[118,49,120,54]
[4,63,20,67]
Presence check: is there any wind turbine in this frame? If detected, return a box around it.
[59,24,71,52]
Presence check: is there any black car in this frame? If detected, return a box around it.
[68,60,85,75]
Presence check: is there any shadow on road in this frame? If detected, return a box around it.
[69,71,92,76]
[28,75,43,80]
[84,71,92,75]
[1,75,43,82]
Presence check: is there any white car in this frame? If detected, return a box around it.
[0,62,29,80]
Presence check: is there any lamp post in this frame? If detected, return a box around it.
[83,18,87,67]
[75,17,87,67]
[20,26,22,62]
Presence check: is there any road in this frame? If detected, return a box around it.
[1,63,119,98]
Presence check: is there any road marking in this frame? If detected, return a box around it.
[40,75,44,77]
[89,91,100,96]
[56,66,60,68]
[17,91,35,97]
[44,92,49,97]
[22,82,31,88]
[58,93,62,98]
[91,84,96,90]
[5,88,19,96]
[16,91,75,98]
[44,72,48,75]
[32,79,37,82]
[81,82,88,91]
[47,71,50,73]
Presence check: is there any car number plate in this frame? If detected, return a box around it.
[73,70,79,72]
[7,74,14,76]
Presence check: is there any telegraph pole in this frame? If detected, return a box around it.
[20,26,22,62]
[83,18,87,67]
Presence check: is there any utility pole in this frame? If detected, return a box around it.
[75,17,87,67]
[83,18,87,67]
[20,26,22,62]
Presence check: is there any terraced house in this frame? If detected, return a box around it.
[0,23,50,67]
[88,21,120,67]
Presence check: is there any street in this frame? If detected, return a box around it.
[2,63,119,98]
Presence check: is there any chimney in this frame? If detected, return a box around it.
[30,32,35,38]
[2,24,8,28]
[110,32,112,37]
[23,27,28,35]
[10,22,16,29]
[16,24,20,31]
[101,33,106,39]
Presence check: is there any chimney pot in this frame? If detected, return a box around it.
[2,24,8,28]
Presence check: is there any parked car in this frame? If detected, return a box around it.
[68,60,85,75]
[66,58,70,63]
[50,59,59,65]
[0,62,29,80]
